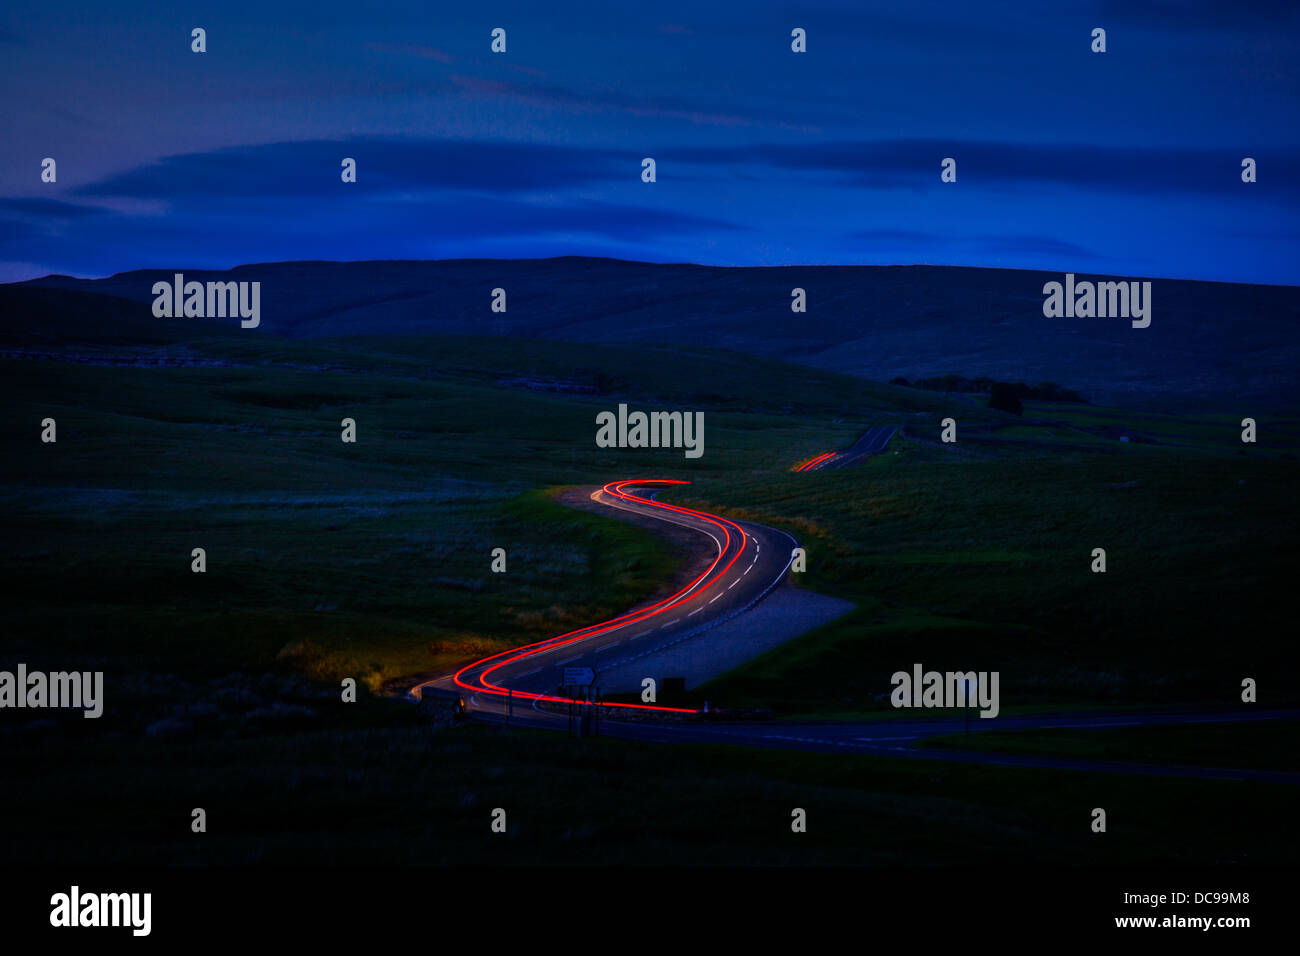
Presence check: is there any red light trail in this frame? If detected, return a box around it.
[796,452,835,472]
[415,480,752,715]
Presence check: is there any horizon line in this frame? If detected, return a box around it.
[7,255,1299,290]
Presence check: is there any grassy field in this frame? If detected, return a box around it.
[920,720,1300,773]
[0,328,981,688]
[680,440,1298,716]
[4,715,1295,867]
[4,331,1295,708]
[2,322,1297,866]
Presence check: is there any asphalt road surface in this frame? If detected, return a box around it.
[410,480,1299,783]
[799,425,897,470]
[413,479,797,715]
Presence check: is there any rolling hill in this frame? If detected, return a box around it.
[10,257,1299,409]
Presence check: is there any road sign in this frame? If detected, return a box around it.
[563,666,595,686]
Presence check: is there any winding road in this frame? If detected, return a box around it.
[797,425,897,471]
[409,479,1300,784]
[412,479,797,715]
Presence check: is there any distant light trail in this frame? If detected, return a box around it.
[796,452,835,472]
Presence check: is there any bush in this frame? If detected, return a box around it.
[988,382,1023,415]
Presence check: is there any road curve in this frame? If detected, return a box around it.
[797,425,897,471]
[410,479,797,715]
[406,480,1300,784]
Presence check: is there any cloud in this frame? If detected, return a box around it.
[365,41,454,63]
[443,73,814,131]
[0,186,747,278]
[86,137,1292,211]
[1093,0,1300,31]
[77,140,633,201]
[0,197,108,220]
[847,228,1096,261]
[673,140,1300,198]
[979,235,1096,259]
[846,228,937,243]
[0,197,111,245]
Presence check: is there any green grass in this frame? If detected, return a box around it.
[3,329,1298,868]
[2,477,680,690]
[1021,402,1300,454]
[920,720,1300,773]
[4,337,1295,710]
[676,440,1298,715]
[3,712,1295,867]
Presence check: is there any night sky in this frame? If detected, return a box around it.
[2,0,1297,284]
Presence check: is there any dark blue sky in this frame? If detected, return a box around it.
[2,0,1297,284]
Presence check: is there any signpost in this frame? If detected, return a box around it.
[561,668,597,738]
[563,666,595,687]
